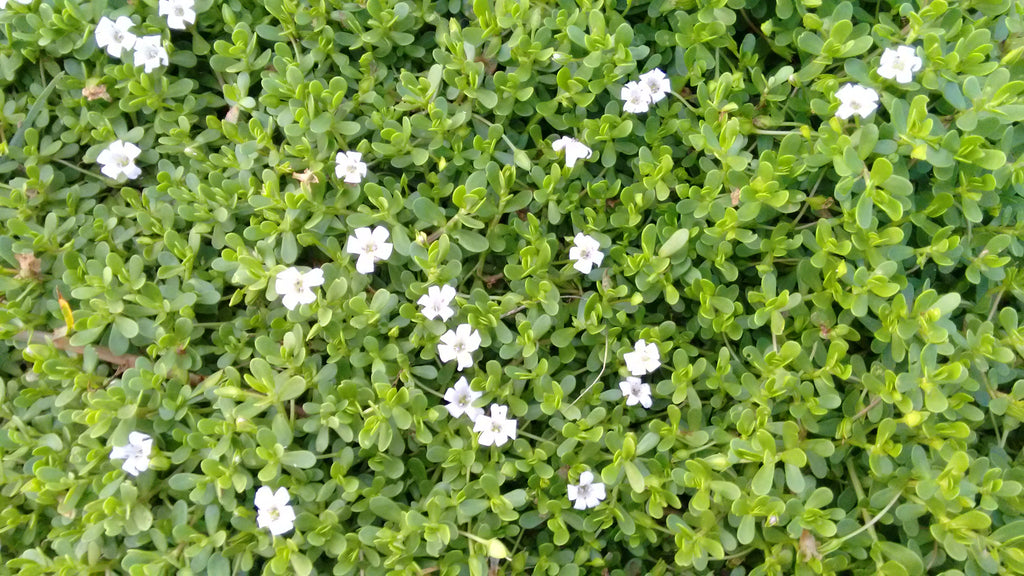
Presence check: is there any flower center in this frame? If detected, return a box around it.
[174,6,184,15]
[491,422,503,434]
[453,342,465,353]
[631,383,643,396]
[114,31,123,42]
[293,279,305,292]
[579,248,592,260]
[365,242,377,254]
[268,508,280,520]
[578,485,591,499]
[118,156,129,167]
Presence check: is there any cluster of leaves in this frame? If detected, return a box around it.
[3,0,1024,574]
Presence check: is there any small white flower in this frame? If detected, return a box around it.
[274,266,325,310]
[95,16,137,59]
[417,284,457,322]
[834,83,880,120]
[623,339,661,376]
[639,68,671,103]
[620,80,653,114]
[110,431,153,476]
[97,140,142,180]
[567,470,606,510]
[551,136,592,168]
[255,486,296,536]
[158,0,196,30]
[345,226,392,274]
[335,151,368,184]
[438,323,482,371]
[877,46,923,84]
[568,233,604,274]
[473,404,517,447]
[438,319,481,368]
[443,376,483,420]
[618,376,652,409]
[133,35,169,73]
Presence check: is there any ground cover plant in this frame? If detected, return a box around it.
[2,0,1024,574]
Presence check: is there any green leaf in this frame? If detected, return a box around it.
[452,229,489,253]
[624,461,645,493]
[276,376,307,401]
[752,461,775,496]
[658,229,690,257]
[280,450,316,468]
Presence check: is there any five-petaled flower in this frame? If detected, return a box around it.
[110,431,153,477]
[443,376,483,420]
[877,46,922,84]
[133,35,169,73]
[345,226,392,274]
[335,151,368,184]
[569,233,604,274]
[418,284,457,322]
[620,80,653,114]
[438,323,482,371]
[95,16,137,58]
[159,0,196,30]
[97,140,142,180]
[619,376,652,408]
[623,339,661,376]
[255,486,296,536]
[274,267,325,310]
[473,404,517,447]
[551,136,592,168]
[639,68,671,103]
[834,83,879,120]
[567,470,606,510]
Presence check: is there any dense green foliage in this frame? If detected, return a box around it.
[3,0,1024,574]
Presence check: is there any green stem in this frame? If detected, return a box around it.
[825,489,902,551]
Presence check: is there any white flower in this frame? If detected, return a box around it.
[834,83,880,120]
[620,81,653,114]
[417,284,457,322]
[438,323,482,371]
[618,376,652,409]
[133,35,169,73]
[97,140,142,180]
[95,16,137,59]
[335,151,368,184]
[274,266,325,310]
[158,0,196,30]
[110,431,153,476]
[568,233,604,274]
[567,470,606,510]
[473,404,517,447]
[255,486,296,536]
[623,339,661,376]
[443,376,483,420]
[877,46,923,84]
[551,136,592,168]
[639,68,671,103]
[345,226,392,274]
